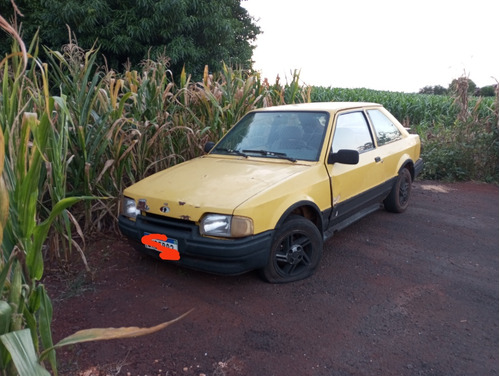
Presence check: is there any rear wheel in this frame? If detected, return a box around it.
[261,216,323,283]
[384,168,412,213]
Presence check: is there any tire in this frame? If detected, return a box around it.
[261,215,323,283]
[384,168,412,213]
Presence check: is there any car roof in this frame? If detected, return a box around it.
[254,102,382,113]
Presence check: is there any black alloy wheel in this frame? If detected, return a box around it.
[262,215,323,283]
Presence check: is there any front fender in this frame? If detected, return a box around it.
[233,164,332,234]
[274,200,326,232]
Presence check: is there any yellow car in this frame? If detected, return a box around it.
[119,102,423,283]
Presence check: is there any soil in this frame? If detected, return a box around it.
[44,181,499,376]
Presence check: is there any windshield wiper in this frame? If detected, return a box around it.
[213,148,248,157]
[242,149,297,162]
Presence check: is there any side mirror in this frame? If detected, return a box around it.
[204,141,215,153]
[328,149,359,165]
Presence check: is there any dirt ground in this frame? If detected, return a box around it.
[44,181,499,376]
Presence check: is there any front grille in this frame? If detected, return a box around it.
[140,213,196,233]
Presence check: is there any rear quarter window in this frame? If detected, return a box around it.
[367,109,402,146]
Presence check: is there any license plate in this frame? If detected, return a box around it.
[143,233,178,251]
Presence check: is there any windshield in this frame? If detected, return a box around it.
[211,111,329,162]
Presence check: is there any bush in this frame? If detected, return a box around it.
[419,120,498,182]
[418,79,499,182]
[478,85,497,97]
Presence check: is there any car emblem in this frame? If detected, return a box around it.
[137,199,149,211]
[160,204,170,213]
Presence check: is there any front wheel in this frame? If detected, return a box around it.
[261,216,323,283]
[384,168,412,213]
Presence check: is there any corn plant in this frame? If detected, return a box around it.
[0,16,88,373]
[43,43,111,232]
[0,19,193,374]
[0,50,84,373]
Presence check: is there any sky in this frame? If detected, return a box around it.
[241,0,499,93]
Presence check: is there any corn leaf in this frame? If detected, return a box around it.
[39,309,193,360]
[0,301,12,335]
[37,287,56,375]
[28,196,94,280]
[0,300,12,369]
[0,329,50,376]
[8,262,22,331]
[0,249,14,297]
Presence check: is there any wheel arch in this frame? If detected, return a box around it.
[398,157,416,181]
[275,201,324,235]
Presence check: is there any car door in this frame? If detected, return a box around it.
[326,110,385,225]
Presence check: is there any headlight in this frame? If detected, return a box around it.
[200,214,253,238]
[122,197,140,219]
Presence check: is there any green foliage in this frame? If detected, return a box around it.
[417,119,498,181]
[419,81,496,97]
[479,85,497,97]
[0,0,261,77]
[0,329,50,376]
[418,85,448,95]
[417,84,499,182]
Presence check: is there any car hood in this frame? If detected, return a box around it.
[124,156,310,221]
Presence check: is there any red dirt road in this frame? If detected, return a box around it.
[46,181,499,376]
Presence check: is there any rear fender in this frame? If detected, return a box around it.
[397,155,415,180]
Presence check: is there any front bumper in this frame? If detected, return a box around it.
[118,214,273,275]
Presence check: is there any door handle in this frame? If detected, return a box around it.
[375,156,383,163]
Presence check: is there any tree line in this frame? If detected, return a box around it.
[0,0,261,79]
[419,78,497,97]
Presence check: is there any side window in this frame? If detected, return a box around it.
[367,109,401,146]
[332,112,374,153]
